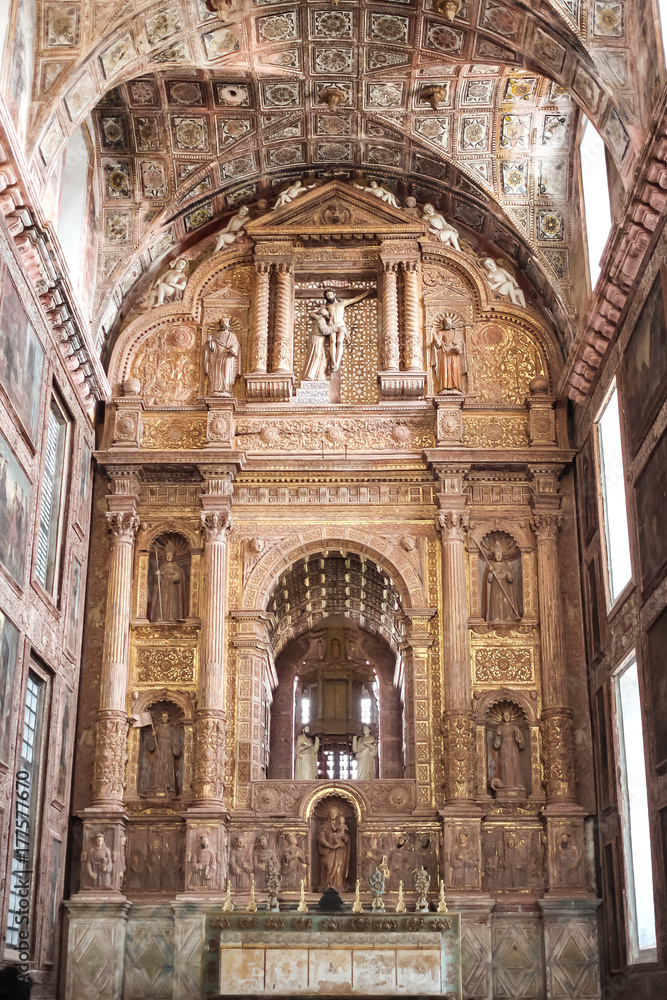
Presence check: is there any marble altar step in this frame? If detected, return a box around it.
[293,380,330,405]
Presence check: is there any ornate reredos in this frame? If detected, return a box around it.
[109,180,562,392]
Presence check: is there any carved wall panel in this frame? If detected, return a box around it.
[467,322,547,403]
[142,414,207,449]
[125,823,185,894]
[129,325,201,405]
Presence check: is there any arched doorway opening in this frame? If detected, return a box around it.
[269,615,404,781]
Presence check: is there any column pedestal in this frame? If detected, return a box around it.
[64,900,130,1000]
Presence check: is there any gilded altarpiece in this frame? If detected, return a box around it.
[66,182,599,1000]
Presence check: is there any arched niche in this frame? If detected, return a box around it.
[136,699,185,798]
[467,522,537,622]
[127,688,195,806]
[311,795,357,893]
[478,529,524,624]
[269,616,404,782]
[473,689,542,805]
[144,532,191,623]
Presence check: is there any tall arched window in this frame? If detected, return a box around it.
[579,117,612,287]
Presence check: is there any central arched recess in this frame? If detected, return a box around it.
[266,553,406,782]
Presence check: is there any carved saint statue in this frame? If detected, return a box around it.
[150,540,186,622]
[149,258,188,307]
[206,317,240,396]
[448,830,477,889]
[555,833,582,887]
[189,834,216,888]
[482,258,526,308]
[86,833,113,887]
[303,308,332,381]
[143,711,183,796]
[295,725,319,780]
[273,178,316,210]
[422,204,461,250]
[430,316,467,394]
[353,725,377,780]
[316,288,371,373]
[317,807,350,892]
[492,709,526,794]
[214,205,250,252]
[281,833,307,889]
[482,539,521,622]
[229,837,252,889]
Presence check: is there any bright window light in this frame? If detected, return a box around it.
[580,117,612,287]
[300,694,310,726]
[360,689,372,725]
[614,656,657,962]
[596,386,632,604]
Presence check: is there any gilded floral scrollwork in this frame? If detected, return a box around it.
[129,326,201,405]
[467,322,546,404]
[541,709,576,800]
[441,712,477,800]
[193,711,227,801]
[92,713,129,801]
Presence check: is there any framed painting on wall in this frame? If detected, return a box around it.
[647,606,667,772]
[622,268,667,455]
[0,267,45,443]
[635,428,667,593]
[0,608,20,768]
[0,432,31,587]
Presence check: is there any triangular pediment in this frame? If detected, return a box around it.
[245,180,427,239]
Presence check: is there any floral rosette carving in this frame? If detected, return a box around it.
[92,713,129,801]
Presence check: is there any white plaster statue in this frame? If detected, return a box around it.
[295,725,319,780]
[355,180,400,208]
[483,258,527,308]
[148,258,188,307]
[214,205,250,252]
[316,288,371,373]
[206,316,240,396]
[422,204,461,250]
[273,178,315,210]
[353,726,377,780]
[304,308,332,381]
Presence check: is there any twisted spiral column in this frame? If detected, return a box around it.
[249,263,271,373]
[271,263,294,374]
[402,261,423,371]
[381,262,400,371]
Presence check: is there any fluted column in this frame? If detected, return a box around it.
[271,263,293,374]
[402,261,422,371]
[249,262,271,373]
[381,262,400,371]
[194,469,235,805]
[531,508,576,803]
[92,476,140,806]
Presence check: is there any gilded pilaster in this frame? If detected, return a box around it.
[272,262,294,375]
[402,261,422,372]
[249,262,271,373]
[381,262,400,372]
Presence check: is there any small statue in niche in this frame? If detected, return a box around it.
[86,833,113,887]
[229,836,252,889]
[353,725,377,780]
[189,834,217,889]
[430,315,467,394]
[295,725,319,780]
[448,830,477,889]
[488,703,527,797]
[148,534,189,623]
[206,316,240,396]
[281,833,307,888]
[140,707,184,797]
[482,257,526,308]
[253,835,277,888]
[479,532,523,622]
[213,204,249,252]
[422,204,461,250]
[148,257,188,308]
[501,832,527,890]
[317,806,350,892]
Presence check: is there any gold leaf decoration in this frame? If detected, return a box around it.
[467,322,545,404]
[462,414,528,448]
[142,415,207,450]
[129,326,201,405]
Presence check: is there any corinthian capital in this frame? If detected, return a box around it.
[105,510,140,542]
[436,509,469,540]
[201,509,233,542]
[530,511,562,542]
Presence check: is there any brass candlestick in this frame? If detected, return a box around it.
[222,879,234,912]
[246,873,257,913]
[395,880,406,913]
[297,878,308,913]
[352,878,363,914]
